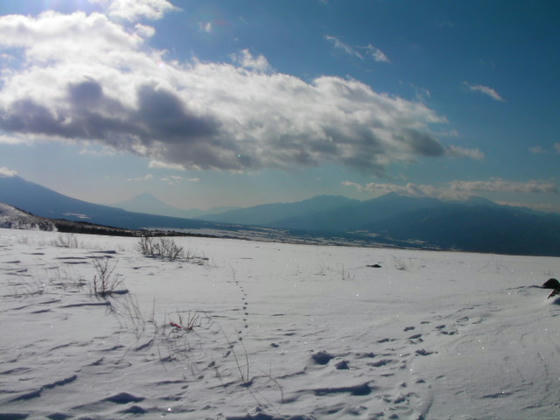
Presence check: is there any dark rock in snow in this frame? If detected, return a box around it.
[104,392,144,404]
[311,351,334,365]
[542,278,560,289]
[335,360,350,370]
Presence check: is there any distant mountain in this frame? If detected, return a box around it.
[113,193,184,218]
[1,173,559,255]
[201,195,359,226]
[362,200,560,255]
[201,191,560,256]
[272,193,442,232]
[0,175,226,231]
[112,193,240,219]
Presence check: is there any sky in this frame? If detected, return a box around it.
[0,0,559,212]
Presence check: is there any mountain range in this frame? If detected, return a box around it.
[112,193,238,220]
[0,174,225,232]
[1,173,559,256]
[199,193,560,255]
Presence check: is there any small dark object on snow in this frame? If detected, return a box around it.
[367,264,382,268]
[542,278,560,299]
[335,360,350,370]
[311,351,334,365]
[542,278,560,289]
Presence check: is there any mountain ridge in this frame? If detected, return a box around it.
[1,174,559,255]
[112,193,239,219]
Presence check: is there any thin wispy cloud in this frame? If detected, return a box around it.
[450,179,558,194]
[127,174,153,182]
[199,21,213,33]
[148,161,186,171]
[325,35,363,59]
[446,145,484,160]
[343,178,558,198]
[325,35,390,63]
[364,44,390,63]
[463,82,505,102]
[528,144,560,155]
[161,175,183,185]
[529,146,545,154]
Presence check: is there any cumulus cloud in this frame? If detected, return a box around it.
[135,23,156,38]
[343,178,558,199]
[0,11,475,174]
[89,0,178,21]
[230,49,272,72]
[463,82,505,102]
[0,166,18,177]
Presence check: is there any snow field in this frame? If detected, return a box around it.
[1,228,560,419]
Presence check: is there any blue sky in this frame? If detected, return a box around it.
[0,0,559,212]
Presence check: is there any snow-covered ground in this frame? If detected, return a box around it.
[1,227,560,419]
[0,203,55,231]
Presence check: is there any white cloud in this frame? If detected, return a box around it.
[0,166,17,177]
[89,0,178,21]
[463,82,505,102]
[325,36,390,63]
[0,11,475,175]
[160,175,183,184]
[446,145,484,160]
[127,173,153,182]
[450,178,558,194]
[495,201,560,213]
[199,21,213,33]
[528,144,560,155]
[230,49,272,72]
[148,160,186,171]
[342,181,440,197]
[529,145,545,154]
[0,134,31,144]
[325,35,363,59]
[364,44,389,63]
[411,84,431,103]
[343,178,558,199]
[79,145,117,156]
[135,23,156,38]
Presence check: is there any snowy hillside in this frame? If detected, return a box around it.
[0,202,56,231]
[1,228,560,419]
